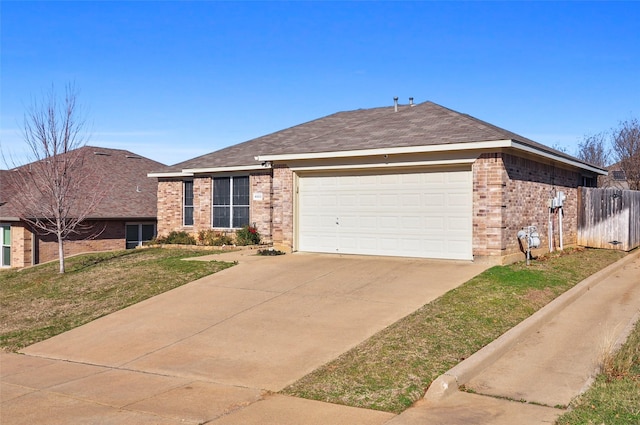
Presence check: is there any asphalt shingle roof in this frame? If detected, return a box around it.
[1,146,165,220]
[157,101,586,173]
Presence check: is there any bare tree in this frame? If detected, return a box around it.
[5,84,103,273]
[576,132,610,167]
[611,117,640,190]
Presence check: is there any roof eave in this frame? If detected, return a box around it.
[256,139,608,175]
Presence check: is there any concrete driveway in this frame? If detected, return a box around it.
[3,251,487,424]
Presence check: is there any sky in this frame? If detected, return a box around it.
[1,1,639,167]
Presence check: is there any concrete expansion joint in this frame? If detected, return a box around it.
[458,389,567,411]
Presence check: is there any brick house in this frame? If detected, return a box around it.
[149,101,605,263]
[1,146,165,268]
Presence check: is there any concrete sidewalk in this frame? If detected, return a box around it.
[389,249,640,425]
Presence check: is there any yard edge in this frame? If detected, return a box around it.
[423,249,640,402]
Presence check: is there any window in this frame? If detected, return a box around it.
[126,223,156,249]
[612,170,627,181]
[213,176,250,228]
[1,224,10,267]
[184,180,194,226]
[581,176,596,187]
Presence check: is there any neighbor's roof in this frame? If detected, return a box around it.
[150,101,606,175]
[1,146,165,221]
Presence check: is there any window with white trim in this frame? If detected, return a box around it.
[213,176,250,228]
[1,224,10,267]
[183,180,194,226]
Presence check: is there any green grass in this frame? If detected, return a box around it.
[282,247,626,414]
[0,248,234,352]
[555,320,640,425]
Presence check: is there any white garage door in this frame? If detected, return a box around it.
[297,169,473,260]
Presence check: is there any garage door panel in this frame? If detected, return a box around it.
[298,169,472,260]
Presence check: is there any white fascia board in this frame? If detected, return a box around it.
[147,171,194,178]
[289,158,476,172]
[256,140,513,161]
[510,142,607,175]
[183,164,269,174]
[256,139,607,175]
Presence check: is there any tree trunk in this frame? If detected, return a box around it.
[58,236,65,273]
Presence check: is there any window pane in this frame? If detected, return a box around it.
[126,225,138,242]
[184,206,194,226]
[184,181,194,206]
[233,176,250,206]
[2,226,10,245]
[232,206,250,228]
[2,246,10,266]
[141,224,155,241]
[213,206,230,228]
[213,177,230,205]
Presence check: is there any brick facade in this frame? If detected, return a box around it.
[157,179,184,236]
[473,152,582,260]
[8,223,33,268]
[155,152,589,262]
[5,220,137,268]
[157,171,281,245]
[251,172,273,241]
[36,220,128,264]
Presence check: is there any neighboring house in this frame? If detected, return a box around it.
[149,100,606,264]
[599,162,631,190]
[1,146,165,268]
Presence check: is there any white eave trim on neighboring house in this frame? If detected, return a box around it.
[184,164,270,174]
[256,139,608,175]
[148,164,269,178]
[147,171,194,178]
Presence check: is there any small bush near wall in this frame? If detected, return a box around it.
[197,229,234,246]
[236,225,261,246]
[155,231,196,245]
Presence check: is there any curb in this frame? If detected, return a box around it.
[423,249,640,402]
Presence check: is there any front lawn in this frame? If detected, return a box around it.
[282,247,626,413]
[0,248,234,352]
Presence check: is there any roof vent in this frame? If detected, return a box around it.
[126,155,142,159]
[93,151,111,156]
[393,97,399,112]
[409,97,414,106]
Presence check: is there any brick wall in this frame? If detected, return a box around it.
[8,222,32,268]
[157,173,277,244]
[193,177,212,229]
[36,220,126,264]
[474,152,582,259]
[271,166,294,250]
[157,179,184,237]
[251,172,273,242]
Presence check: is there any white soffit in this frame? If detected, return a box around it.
[289,158,476,172]
[147,171,194,178]
[256,139,607,175]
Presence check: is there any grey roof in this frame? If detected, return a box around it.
[1,146,165,220]
[155,101,596,173]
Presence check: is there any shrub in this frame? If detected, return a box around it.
[235,225,261,246]
[197,229,234,246]
[257,248,285,256]
[156,231,196,245]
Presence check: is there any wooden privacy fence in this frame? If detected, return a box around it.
[577,187,640,251]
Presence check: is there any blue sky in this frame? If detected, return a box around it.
[1,1,639,167]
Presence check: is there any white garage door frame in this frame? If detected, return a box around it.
[294,165,473,260]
